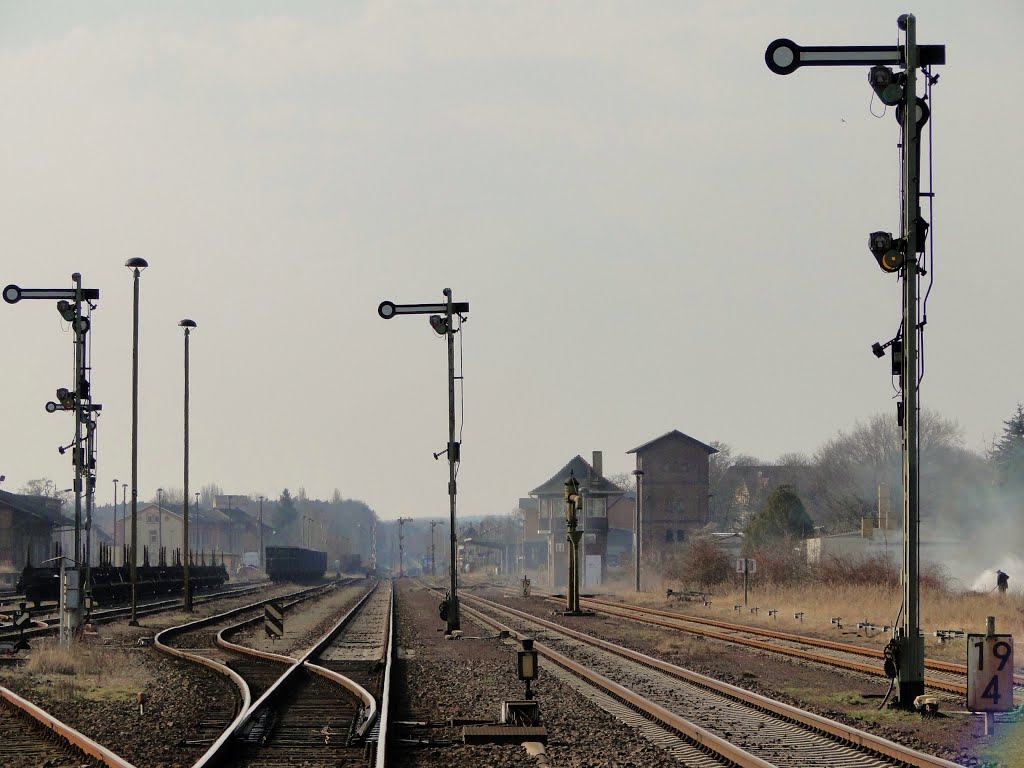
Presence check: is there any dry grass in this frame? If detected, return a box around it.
[16,638,147,703]
[25,645,80,675]
[604,574,1024,662]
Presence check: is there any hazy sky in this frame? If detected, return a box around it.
[2,1,1021,522]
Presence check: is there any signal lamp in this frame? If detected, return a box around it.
[55,387,76,409]
[872,342,885,358]
[428,314,448,335]
[868,65,905,106]
[517,636,539,700]
[895,96,930,129]
[890,339,904,377]
[56,300,76,322]
[868,231,906,273]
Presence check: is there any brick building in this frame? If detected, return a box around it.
[627,430,717,553]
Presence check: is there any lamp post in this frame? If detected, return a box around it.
[179,319,196,609]
[632,469,644,592]
[226,494,234,555]
[258,495,265,572]
[430,520,439,577]
[112,478,119,563]
[125,256,148,625]
[156,487,163,564]
[121,482,127,566]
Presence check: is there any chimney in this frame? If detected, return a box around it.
[592,451,603,479]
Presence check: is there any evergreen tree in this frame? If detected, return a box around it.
[275,488,298,530]
[991,404,1024,489]
[743,484,813,551]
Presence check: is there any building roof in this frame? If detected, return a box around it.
[529,455,624,497]
[0,489,67,525]
[627,429,718,456]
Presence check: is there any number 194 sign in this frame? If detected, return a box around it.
[967,634,1014,712]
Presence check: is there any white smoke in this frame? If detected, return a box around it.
[971,556,1024,593]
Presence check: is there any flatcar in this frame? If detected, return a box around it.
[265,546,327,583]
[16,545,229,606]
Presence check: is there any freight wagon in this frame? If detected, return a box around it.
[16,548,228,606]
[265,546,327,583]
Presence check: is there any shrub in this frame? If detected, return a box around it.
[811,553,899,588]
[745,540,808,587]
[671,537,732,589]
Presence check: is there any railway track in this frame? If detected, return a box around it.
[0,581,271,640]
[534,592,1023,702]
[222,581,392,767]
[157,578,393,768]
[459,591,964,768]
[0,683,135,768]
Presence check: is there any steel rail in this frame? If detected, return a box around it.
[195,578,383,766]
[0,683,139,768]
[451,594,771,767]
[466,593,965,768]
[156,581,343,768]
[373,580,395,767]
[219,623,379,741]
[564,595,964,695]
[561,594,1022,696]
[0,583,270,639]
[577,595,1024,686]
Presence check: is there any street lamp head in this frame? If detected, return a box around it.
[179,318,197,329]
[125,257,149,273]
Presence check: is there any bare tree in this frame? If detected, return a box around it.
[605,472,635,492]
[200,484,223,507]
[808,409,967,531]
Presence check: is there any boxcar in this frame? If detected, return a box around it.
[265,546,327,583]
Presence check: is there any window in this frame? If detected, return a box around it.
[555,542,565,553]
[149,532,158,545]
[677,529,686,543]
[665,530,674,542]
[587,497,607,517]
[667,499,685,515]
[538,512,551,534]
